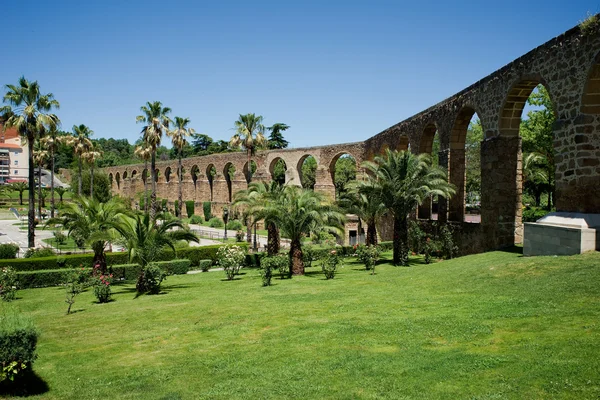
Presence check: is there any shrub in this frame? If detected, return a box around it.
[356,245,381,274]
[261,254,288,280]
[245,253,263,268]
[136,264,167,295]
[322,250,342,279]
[199,259,212,272]
[0,244,19,260]
[0,308,39,383]
[439,224,458,260]
[189,215,203,225]
[226,219,243,231]
[150,259,191,275]
[185,201,195,218]
[522,206,551,222]
[0,252,130,272]
[174,200,180,217]
[208,217,224,228]
[92,274,113,303]
[203,202,212,221]
[259,262,273,286]
[65,269,87,315]
[108,264,141,281]
[0,267,18,301]
[408,220,426,254]
[53,230,67,246]
[217,245,246,280]
[23,247,55,259]
[423,237,439,264]
[302,245,315,268]
[235,230,244,242]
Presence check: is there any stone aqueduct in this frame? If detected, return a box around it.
[105,22,600,254]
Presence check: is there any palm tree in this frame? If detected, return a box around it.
[84,147,102,200]
[359,150,455,265]
[68,124,93,196]
[47,196,127,273]
[274,186,345,275]
[115,212,199,291]
[136,101,172,221]
[167,117,195,218]
[55,187,66,203]
[230,113,267,182]
[338,186,387,246]
[41,129,64,218]
[10,182,28,205]
[33,145,48,219]
[134,144,151,213]
[1,77,60,248]
[233,181,286,256]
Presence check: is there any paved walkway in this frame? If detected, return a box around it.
[0,217,55,254]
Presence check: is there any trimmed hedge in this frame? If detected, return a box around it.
[0,308,39,383]
[185,201,195,218]
[0,244,19,259]
[0,252,130,272]
[203,202,212,221]
[16,268,83,289]
[108,264,141,281]
[150,259,191,275]
[198,259,212,272]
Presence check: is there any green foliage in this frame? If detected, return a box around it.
[150,259,191,275]
[0,244,19,260]
[15,268,88,289]
[579,11,599,34]
[300,156,317,189]
[439,224,458,260]
[0,308,39,383]
[272,159,287,186]
[185,201,195,218]
[302,245,315,268]
[65,269,86,314]
[523,206,552,222]
[189,214,203,224]
[465,119,483,203]
[53,230,67,245]
[136,264,167,295]
[92,274,113,303]
[217,245,246,281]
[408,220,426,254]
[261,254,288,281]
[0,267,18,301]
[23,247,55,259]
[267,123,290,149]
[77,171,111,203]
[226,219,243,230]
[0,252,130,272]
[423,237,439,264]
[334,155,356,198]
[174,200,180,217]
[355,245,381,274]
[208,217,224,228]
[203,202,212,221]
[108,264,141,281]
[198,259,213,272]
[321,249,342,279]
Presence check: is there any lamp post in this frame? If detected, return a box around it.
[223,207,229,241]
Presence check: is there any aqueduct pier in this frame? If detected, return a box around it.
[105,20,600,255]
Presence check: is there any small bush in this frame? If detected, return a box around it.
[226,219,243,231]
[108,264,141,281]
[522,206,551,223]
[261,254,288,280]
[322,250,342,279]
[199,259,212,272]
[302,245,315,268]
[408,220,426,254]
[65,269,86,315]
[208,217,224,228]
[355,245,381,274]
[92,274,113,303]
[217,245,246,281]
[136,264,167,295]
[0,267,18,301]
[150,259,191,275]
[185,201,195,218]
[23,247,55,259]
[423,237,439,264]
[203,202,212,221]
[439,224,458,260]
[259,263,273,286]
[0,244,19,260]
[53,230,67,246]
[0,308,39,383]
[235,230,244,242]
[189,215,203,225]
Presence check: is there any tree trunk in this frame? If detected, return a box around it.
[392,214,408,265]
[144,159,149,213]
[92,241,107,274]
[27,133,35,248]
[246,218,251,243]
[50,147,55,218]
[290,238,304,275]
[78,156,82,196]
[178,151,183,218]
[366,222,377,246]
[90,164,95,200]
[19,192,23,206]
[267,222,280,256]
[150,150,157,221]
[37,164,42,222]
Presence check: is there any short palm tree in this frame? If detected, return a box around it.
[47,196,127,273]
[134,144,151,213]
[338,186,387,246]
[84,147,102,200]
[136,101,172,221]
[55,187,67,203]
[274,186,345,275]
[1,77,60,248]
[359,150,456,265]
[230,113,267,182]
[41,129,65,218]
[68,124,93,196]
[167,117,195,217]
[233,181,286,256]
[10,182,28,205]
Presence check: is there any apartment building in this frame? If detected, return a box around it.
[0,122,28,183]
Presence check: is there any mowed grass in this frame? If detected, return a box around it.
[3,250,600,399]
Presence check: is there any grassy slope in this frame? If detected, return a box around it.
[2,251,600,399]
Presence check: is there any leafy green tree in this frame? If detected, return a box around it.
[136,101,172,221]
[168,117,195,217]
[191,133,214,153]
[334,155,356,199]
[10,182,28,205]
[301,156,317,189]
[207,140,231,154]
[465,119,483,204]
[84,146,102,201]
[359,150,455,265]
[272,159,286,186]
[230,113,267,182]
[79,171,111,203]
[267,123,290,149]
[1,77,60,247]
[55,187,67,203]
[338,186,386,246]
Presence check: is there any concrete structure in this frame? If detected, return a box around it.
[0,123,28,183]
[104,20,600,255]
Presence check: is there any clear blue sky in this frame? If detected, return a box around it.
[2,0,598,149]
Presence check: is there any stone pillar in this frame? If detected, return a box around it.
[212,174,230,203]
[480,136,522,249]
[286,166,301,186]
[230,174,247,199]
[314,166,335,199]
[437,149,449,224]
[448,148,466,222]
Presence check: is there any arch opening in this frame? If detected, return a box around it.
[206,164,216,202]
[418,123,441,219]
[115,172,121,189]
[269,158,287,186]
[224,163,235,202]
[165,167,172,183]
[154,169,159,183]
[298,155,317,190]
[123,171,128,180]
[190,165,199,188]
[243,160,257,184]
[109,173,113,187]
[329,153,356,200]
[131,170,137,180]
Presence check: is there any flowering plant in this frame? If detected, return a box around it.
[356,245,381,274]
[92,274,113,303]
[217,245,246,280]
[322,249,342,279]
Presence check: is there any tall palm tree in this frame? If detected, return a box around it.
[47,196,127,273]
[274,186,345,275]
[136,101,172,221]
[68,124,93,196]
[233,181,286,256]
[33,145,49,218]
[1,77,60,248]
[134,144,151,213]
[167,117,195,218]
[338,186,387,246]
[41,129,64,218]
[84,146,102,200]
[359,150,456,265]
[230,113,267,182]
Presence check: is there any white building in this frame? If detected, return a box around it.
[0,123,29,184]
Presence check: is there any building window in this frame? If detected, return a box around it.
[14,152,18,156]
[14,170,18,174]
[14,160,18,165]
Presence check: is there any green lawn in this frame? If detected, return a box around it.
[41,237,91,251]
[2,250,600,399]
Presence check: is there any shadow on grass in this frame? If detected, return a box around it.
[0,370,50,397]
[220,278,243,281]
[498,245,523,255]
